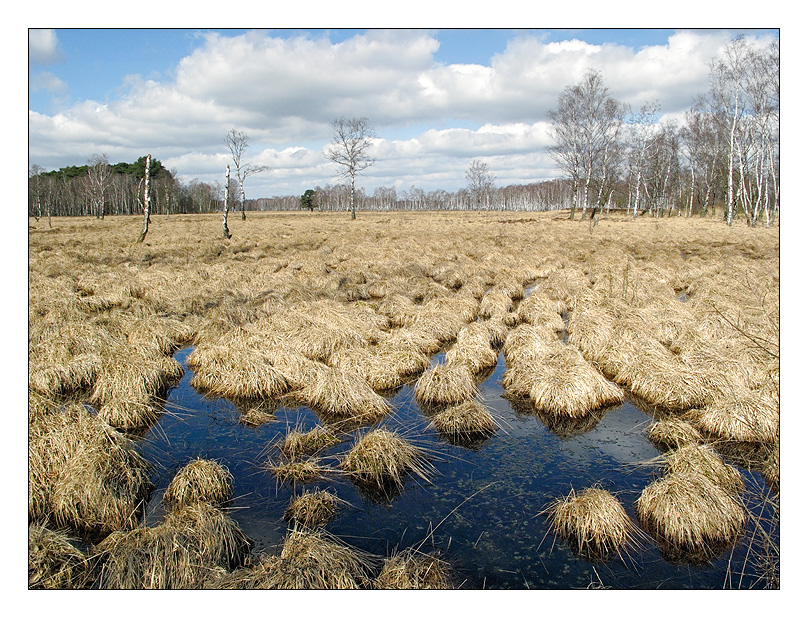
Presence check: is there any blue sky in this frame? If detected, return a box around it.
[29,25,779,197]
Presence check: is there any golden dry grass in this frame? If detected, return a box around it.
[295,364,391,425]
[664,443,745,495]
[688,388,779,444]
[444,322,499,374]
[341,429,432,490]
[502,324,624,418]
[283,489,341,528]
[163,458,234,511]
[219,527,372,589]
[647,417,704,450]
[268,457,329,486]
[29,211,778,587]
[28,524,95,589]
[430,400,498,444]
[375,548,451,589]
[635,471,746,558]
[95,502,251,589]
[28,403,154,537]
[414,363,479,406]
[546,487,637,561]
[278,425,340,459]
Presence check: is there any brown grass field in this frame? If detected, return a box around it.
[27,210,779,588]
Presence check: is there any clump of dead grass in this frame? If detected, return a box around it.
[479,290,513,319]
[296,365,391,425]
[29,523,95,589]
[95,502,251,589]
[635,471,746,559]
[430,400,497,444]
[29,353,102,399]
[328,344,430,392]
[163,458,234,511]
[29,403,154,537]
[546,487,637,561]
[236,399,278,427]
[518,293,566,331]
[221,528,371,589]
[187,344,290,400]
[268,457,329,486]
[283,490,341,528]
[278,425,340,459]
[688,388,779,444]
[664,443,745,496]
[527,347,624,418]
[341,429,432,491]
[91,344,184,430]
[647,417,704,450]
[444,322,498,374]
[414,363,479,407]
[375,548,451,589]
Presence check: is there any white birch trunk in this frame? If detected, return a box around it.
[223,165,232,238]
[137,154,151,243]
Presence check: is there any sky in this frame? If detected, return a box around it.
[28,20,779,199]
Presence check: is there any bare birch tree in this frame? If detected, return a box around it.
[136,154,151,243]
[223,129,270,221]
[465,159,496,211]
[87,153,111,220]
[326,117,376,220]
[222,165,232,239]
[29,164,45,221]
[547,69,625,220]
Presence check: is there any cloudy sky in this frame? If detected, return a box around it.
[28,23,778,198]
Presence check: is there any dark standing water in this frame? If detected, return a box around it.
[138,347,777,589]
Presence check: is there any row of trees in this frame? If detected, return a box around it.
[546,37,779,226]
[28,155,180,222]
[249,179,569,213]
[28,157,233,223]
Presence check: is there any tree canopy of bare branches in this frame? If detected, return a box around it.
[547,69,626,220]
[223,128,270,221]
[465,160,496,211]
[326,117,376,219]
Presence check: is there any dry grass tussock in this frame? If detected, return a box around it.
[635,471,746,559]
[283,489,342,528]
[95,502,251,589]
[29,403,154,537]
[341,428,432,490]
[30,212,777,586]
[268,456,329,486]
[278,424,340,459]
[663,443,745,495]
[294,364,391,425]
[163,458,234,511]
[502,325,623,418]
[647,417,704,450]
[546,487,638,561]
[414,363,479,406]
[29,524,95,589]
[430,400,498,444]
[218,527,372,589]
[375,548,452,589]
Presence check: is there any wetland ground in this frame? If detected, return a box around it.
[27,210,779,590]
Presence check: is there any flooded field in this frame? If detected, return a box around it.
[28,211,779,589]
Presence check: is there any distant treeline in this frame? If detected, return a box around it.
[28,158,580,219]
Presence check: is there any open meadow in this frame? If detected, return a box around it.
[28,210,779,589]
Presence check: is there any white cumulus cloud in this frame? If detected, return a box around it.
[29,29,63,64]
[27,28,778,196]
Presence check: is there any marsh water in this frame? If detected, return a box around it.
[138,346,778,589]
